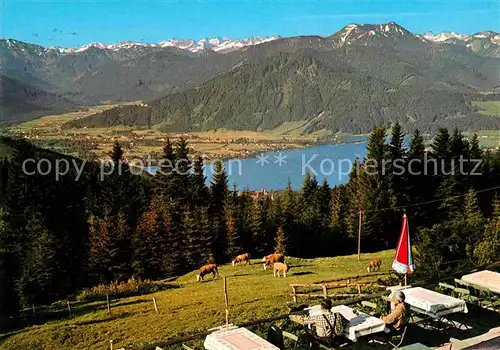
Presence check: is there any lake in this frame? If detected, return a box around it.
[146,140,369,190]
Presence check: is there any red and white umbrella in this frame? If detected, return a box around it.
[392,214,415,275]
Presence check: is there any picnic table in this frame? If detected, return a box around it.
[306,304,389,342]
[204,326,280,350]
[403,287,468,319]
[462,270,500,294]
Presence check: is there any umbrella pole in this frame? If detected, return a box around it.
[404,274,407,286]
[224,277,229,328]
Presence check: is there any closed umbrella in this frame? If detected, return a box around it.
[392,214,414,285]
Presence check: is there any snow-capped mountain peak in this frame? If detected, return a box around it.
[55,36,281,54]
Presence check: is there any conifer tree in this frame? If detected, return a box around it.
[387,122,406,207]
[236,189,254,254]
[274,226,287,255]
[190,154,209,206]
[251,198,268,255]
[209,160,229,262]
[158,138,176,197]
[16,212,59,306]
[88,215,112,283]
[461,189,485,260]
[108,211,132,281]
[133,198,167,279]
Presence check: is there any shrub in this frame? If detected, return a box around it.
[76,277,178,302]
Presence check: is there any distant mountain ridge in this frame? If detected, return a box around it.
[1,21,500,131]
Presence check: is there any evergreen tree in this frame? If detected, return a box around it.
[387,122,406,207]
[459,189,485,261]
[157,138,176,197]
[281,180,298,256]
[88,215,112,283]
[474,218,500,266]
[190,154,209,206]
[133,198,167,279]
[405,130,428,229]
[108,211,132,281]
[251,198,268,255]
[209,160,229,262]
[16,212,59,307]
[274,226,287,255]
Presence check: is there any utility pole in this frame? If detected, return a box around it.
[357,210,362,261]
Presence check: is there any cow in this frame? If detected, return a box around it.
[263,253,285,270]
[196,263,219,282]
[232,253,250,266]
[367,258,382,272]
[273,262,290,278]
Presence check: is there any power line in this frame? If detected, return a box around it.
[361,185,500,215]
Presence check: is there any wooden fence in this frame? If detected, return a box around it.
[290,272,393,302]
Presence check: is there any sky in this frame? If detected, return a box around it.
[1,0,499,48]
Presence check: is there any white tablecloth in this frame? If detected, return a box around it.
[308,304,388,342]
[403,287,468,319]
[204,327,280,350]
[462,270,500,294]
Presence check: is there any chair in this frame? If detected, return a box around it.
[438,282,456,296]
[453,279,479,304]
[267,325,285,349]
[469,284,499,309]
[361,301,378,315]
[388,326,408,349]
[282,331,300,350]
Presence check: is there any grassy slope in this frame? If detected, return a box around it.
[0,250,394,350]
[473,101,500,117]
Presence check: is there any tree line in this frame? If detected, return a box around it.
[1,125,500,329]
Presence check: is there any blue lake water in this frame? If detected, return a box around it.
[147,141,369,190]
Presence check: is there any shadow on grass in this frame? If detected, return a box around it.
[291,271,314,276]
[289,264,314,268]
[232,273,251,278]
[74,312,134,326]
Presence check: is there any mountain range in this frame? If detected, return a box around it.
[2,22,500,134]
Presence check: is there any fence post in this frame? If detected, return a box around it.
[67,300,72,317]
[153,297,159,314]
[106,294,111,315]
[224,277,229,328]
[322,285,328,299]
[357,284,361,295]
[292,286,297,303]
[32,304,35,315]
[110,339,113,350]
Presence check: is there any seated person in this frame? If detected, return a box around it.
[380,291,408,331]
[290,298,349,346]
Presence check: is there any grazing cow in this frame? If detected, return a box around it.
[367,258,382,272]
[196,264,219,282]
[232,253,250,266]
[263,253,285,270]
[273,262,290,278]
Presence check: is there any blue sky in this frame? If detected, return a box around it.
[2,0,499,48]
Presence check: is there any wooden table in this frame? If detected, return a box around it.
[403,287,468,319]
[398,343,431,349]
[306,304,389,342]
[204,327,279,350]
[462,270,500,294]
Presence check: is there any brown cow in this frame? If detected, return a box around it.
[367,258,382,272]
[196,264,219,282]
[232,253,250,266]
[273,262,290,278]
[262,253,284,270]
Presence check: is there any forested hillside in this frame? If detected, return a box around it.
[1,125,500,330]
[65,51,500,134]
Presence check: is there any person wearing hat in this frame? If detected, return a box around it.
[380,290,408,331]
[289,298,349,346]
